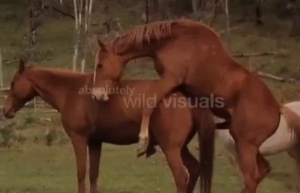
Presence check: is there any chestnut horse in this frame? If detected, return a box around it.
[2,60,227,193]
[91,19,300,193]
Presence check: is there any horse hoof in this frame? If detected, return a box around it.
[137,138,149,158]
[146,146,156,158]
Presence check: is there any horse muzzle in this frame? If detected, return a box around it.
[91,88,109,102]
[2,108,15,119]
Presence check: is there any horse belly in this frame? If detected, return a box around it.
[101,123,140,145]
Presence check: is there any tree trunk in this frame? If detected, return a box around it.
[192,0,199,13]
[290,0,300,37]
[151,0,159,9]
[145,0,149,23]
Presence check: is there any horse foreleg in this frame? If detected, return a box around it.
[88,142,102,193]
[138,74,181,157]
[71,133,88,193]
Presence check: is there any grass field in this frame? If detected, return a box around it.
[0,138,298,193]
[1,0,300,192]
[0,112,298,193]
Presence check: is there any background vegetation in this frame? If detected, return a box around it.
[0,0,300,192]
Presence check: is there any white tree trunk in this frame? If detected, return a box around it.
[224,0,230,34]
[73,0,79,71]
[81,0,93,72]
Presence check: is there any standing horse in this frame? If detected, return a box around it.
[216,101,300,190]
[91,19,300,193]
[2,60,226,193]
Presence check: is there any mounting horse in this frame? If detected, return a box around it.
[216,101,300,190]
[2,60,227,193]
[91,19,300,193]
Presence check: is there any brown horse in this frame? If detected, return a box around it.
[2,60,227,193]
[92,19,300,193]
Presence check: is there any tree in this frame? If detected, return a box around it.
[72,0,93,72]
[288,0,300,37]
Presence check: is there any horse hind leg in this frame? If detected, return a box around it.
[181,146,200,193]
[235,141,261,193]
[164,147,189,193]
[256,153,271,183]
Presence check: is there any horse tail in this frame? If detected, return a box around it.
[193,108,216,193]
[280,105,300,182]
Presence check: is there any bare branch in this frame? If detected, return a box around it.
[73,0,78,30]
[224,0,230,34]
[256,71,296,83]
[233,51,287,58]
[218,25,240,34]
[84,0,89,33]
[145,0,149,23]
[256,71,285,82]
[43,5,75,19]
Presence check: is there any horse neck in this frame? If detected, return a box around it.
[113,36,164,62]
[25,68,87,112]
[119,44,155,62]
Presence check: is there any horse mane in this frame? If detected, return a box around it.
[22,66,93,89]
[112,18,208,55]
[111,18,221,55]
[27,66,91,77]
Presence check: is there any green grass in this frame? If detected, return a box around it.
[0,140,297,193]
[0,112,298,193]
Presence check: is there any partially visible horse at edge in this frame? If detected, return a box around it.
[2,60,227,193]
[91,18,300,193]
[216,101,300,191]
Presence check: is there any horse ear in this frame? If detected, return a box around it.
[18,59,26,73]
[97,39,107,51]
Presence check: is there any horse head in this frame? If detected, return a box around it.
[92,39,125,102]
[3,59,36,118]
